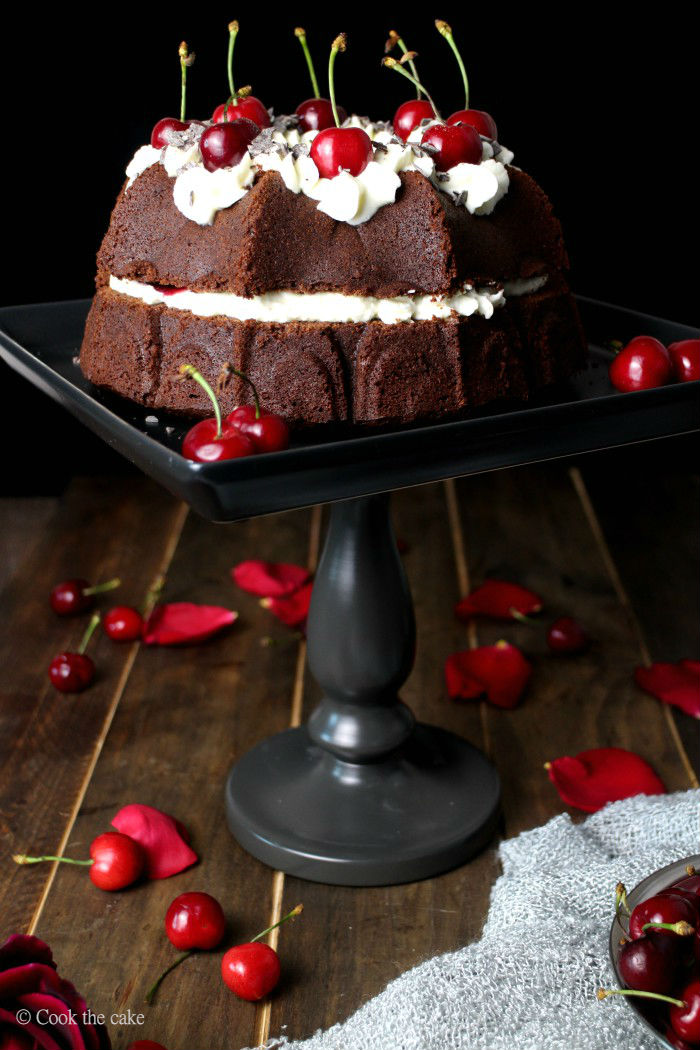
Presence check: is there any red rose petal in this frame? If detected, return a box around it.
[455,579,543,621]
[231,560,310,598]
[546,747,666,813]
[445,641,532,708]
[111,804,197,879]
[142,603,237,645]
[261,581,314,630]
[635,660,700,718]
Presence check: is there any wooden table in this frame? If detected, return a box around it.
[1,447,697,1049]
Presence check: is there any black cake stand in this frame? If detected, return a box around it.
[1,297,698,885]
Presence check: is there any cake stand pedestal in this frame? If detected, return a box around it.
[1,296,697,885]
[225,492,499,884]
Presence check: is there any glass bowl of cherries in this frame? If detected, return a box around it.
[607,854,700,1048]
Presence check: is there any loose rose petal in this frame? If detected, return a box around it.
[635,660,700,718]
[231,560,310,598]
[261,581,314,630]
[445,641,532,708]
[142,603,237,645]
[111,804,197,879]
[546,747,666,813]
[455,579,543,621]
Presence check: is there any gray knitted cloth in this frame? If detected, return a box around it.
[268,790,699,1050]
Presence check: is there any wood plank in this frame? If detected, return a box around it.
[32,504,316,1050]
[0,497,57,589]
[0,478,185,934]
[579,448,700,778]
[454,463,693,837]
[266,483,499,1044]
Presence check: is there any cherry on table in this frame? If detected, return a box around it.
[221,903,303,1001]
[49,611,101,693]
[421,122,482,171]
[296,97,346,133]
[165,892,226,951]
[150,117,189,148]
[104,606,144,642]
[447,108,498,139]
[89,832,145,891]
[200,118,259,172]
[609,335,672,392]
[392,99,435,142]
[310,126,372,178]
[546,617,589,654]
[668,339,700,383]
[51,576,120,615]
[212,96,270,128]
[226,405,290,454]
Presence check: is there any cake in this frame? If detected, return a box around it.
[79,38,586,430]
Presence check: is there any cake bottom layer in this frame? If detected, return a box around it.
[79,280,586,426]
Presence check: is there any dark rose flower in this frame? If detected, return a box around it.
[0,934,111,1048]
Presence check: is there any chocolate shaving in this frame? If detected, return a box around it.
[372,141,389,154]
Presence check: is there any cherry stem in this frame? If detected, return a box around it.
[13,853,93,867]
[179,364,222,438]
[179,42,193,123]
[83,578,121,597]
[250,903,303,943]
[227,20,239,99]
[295,27,320,99]
[140,573,165,619]
[145,950,193,1005]
[386,31,422,98]
[615,882,631,918]
[328,33,347,128]
[226,366,261,420]
[642,920,695,936]
[597,988,685,1008]
[382,58,441,121]
[78,613,101,655]
[223,85,252,121]
[435,20,469,110]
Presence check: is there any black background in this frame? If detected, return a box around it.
[2,5,698,492]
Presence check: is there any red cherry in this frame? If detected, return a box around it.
[104,606,144,642]
[200,118,259,172]
[151,117,189,148]
[182,418,256,463]
[670,979,700,1044]
[89,832,145,891]
[226,406,290,454]
[447,108,498,140]
[212,96,270,128]
[48,652,95,693]
[421,122,483,172]
[165,892,226,951]
[618,931,680,994]
[310,127,372,178]
[668,339,700,383]
[629,893,696,939]
[546,617,588,654]
[392,99,436,142]
[221,942,281,1001]
[295,98,347,133]
[609,335,673,392]
[50,578,93,615]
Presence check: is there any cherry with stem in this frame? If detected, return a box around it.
[211,20,270,128]
[48,611,101,693]
[179,364,255,463]
[14,830,145,891]
[435,20,498,140]
[51,576,120,615]
[510,608,589,654]
[294,27,346,132]
[223,366,289,454]
[103,574,164,643]
[382,55,441,122]
[146,892,227,1004]
[151,42,195,148]
[221,904,303,1001]
[309,35,372,179]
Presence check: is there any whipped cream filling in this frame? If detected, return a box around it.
[109,274,547,324]
[123,113,514,227]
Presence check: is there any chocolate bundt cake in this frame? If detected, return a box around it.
[80,104,586,428]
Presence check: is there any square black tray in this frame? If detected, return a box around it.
[0,296,697,522]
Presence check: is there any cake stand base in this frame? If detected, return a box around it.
[225,723,500,886]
